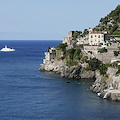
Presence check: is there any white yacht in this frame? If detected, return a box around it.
[0,45,15,52]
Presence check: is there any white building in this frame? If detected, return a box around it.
[62,31,74,46]
[89,29,106,45]
[43,47,56,64]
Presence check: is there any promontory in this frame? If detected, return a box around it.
[40,5,120,101]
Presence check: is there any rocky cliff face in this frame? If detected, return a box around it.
[90,67,120,101]
[40,50,120,101]
[40,59,95,79]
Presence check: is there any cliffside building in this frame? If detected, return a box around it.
[62,31,74,46]
[89,29,107,45]
[43,47,56,64]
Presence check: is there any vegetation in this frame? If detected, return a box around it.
[73,48,81,59]
[82,29,89,36]
[72,31,82,38]
[66,48,75,60]
[88,51,92,54]
[111,24,119,34]
[56,43,67,51]
[116,65,120,74]
[94,5,120,34]
[88,58,101,71]
[98,48,107,53]
[113,30,120,35]
[113,51,119,56]
[81,56,88,63]
[66,59,78,67]
[48,46,51,52]
[99,63,108,75]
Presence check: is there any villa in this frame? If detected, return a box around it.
[88,29,107,45]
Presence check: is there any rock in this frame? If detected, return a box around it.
[66,81,70,83]
[80,70,95,79]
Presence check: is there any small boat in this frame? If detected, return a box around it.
[0,45,15,52]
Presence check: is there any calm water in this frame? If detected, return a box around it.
[0,40,120,120]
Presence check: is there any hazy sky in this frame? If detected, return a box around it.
[0,0,119,40]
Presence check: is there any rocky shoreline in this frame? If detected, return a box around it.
[40,60,95,79]
[40,61,120,101]
[90,67,120,101]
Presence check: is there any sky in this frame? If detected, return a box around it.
[0,0,119,40]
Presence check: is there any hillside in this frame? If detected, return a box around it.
[94,5,120,36]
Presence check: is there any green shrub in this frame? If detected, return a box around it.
[81,56,88,63]
[56,43,67,51]
[113,30,120,35]
[116,65,120,74]
[66,59,78,67]
[99,63,108,75]
[111,24,118,34]
[88,51,92,54]
[88,58,101,71]
[98,48,107,53]
[66,48,75,60]
[73,48,81,59]
[113,51,119,56]
[104,74,109,78]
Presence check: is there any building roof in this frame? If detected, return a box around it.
[90,31,103,34]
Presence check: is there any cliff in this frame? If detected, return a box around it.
[90,67,120,101]
[40,59,95,79]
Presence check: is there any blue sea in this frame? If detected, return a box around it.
[0,40,120,120]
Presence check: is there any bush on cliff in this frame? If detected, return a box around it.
[98,47,107,53]
[73,48,81,59]
[99,63,108,75]
[116,65,120,74]
[81,56,88,63]
[88,58,101,71]
[113,51,119,56]
[66,48,75,60]
[56,43,68,51]
[66,59,78,67]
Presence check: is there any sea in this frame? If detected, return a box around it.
[0,40,120,120]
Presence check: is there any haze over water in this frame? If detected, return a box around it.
[0,40,120,120]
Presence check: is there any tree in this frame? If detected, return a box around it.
[100,18,104,22]
[113,51,119,56]
[111,24,118,34]
[72,31,82,38]
[73,48,81,59]
[82,29,89,36]
[81,56,88,63]
[88,58,101,71]
[56,43,67,51]
[99,63,108,75]
[66,48,75,60]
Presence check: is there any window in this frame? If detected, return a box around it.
[95,35,96,37]
[95,39,96,41]
[98,35,100,38]
[91,35,93,38]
